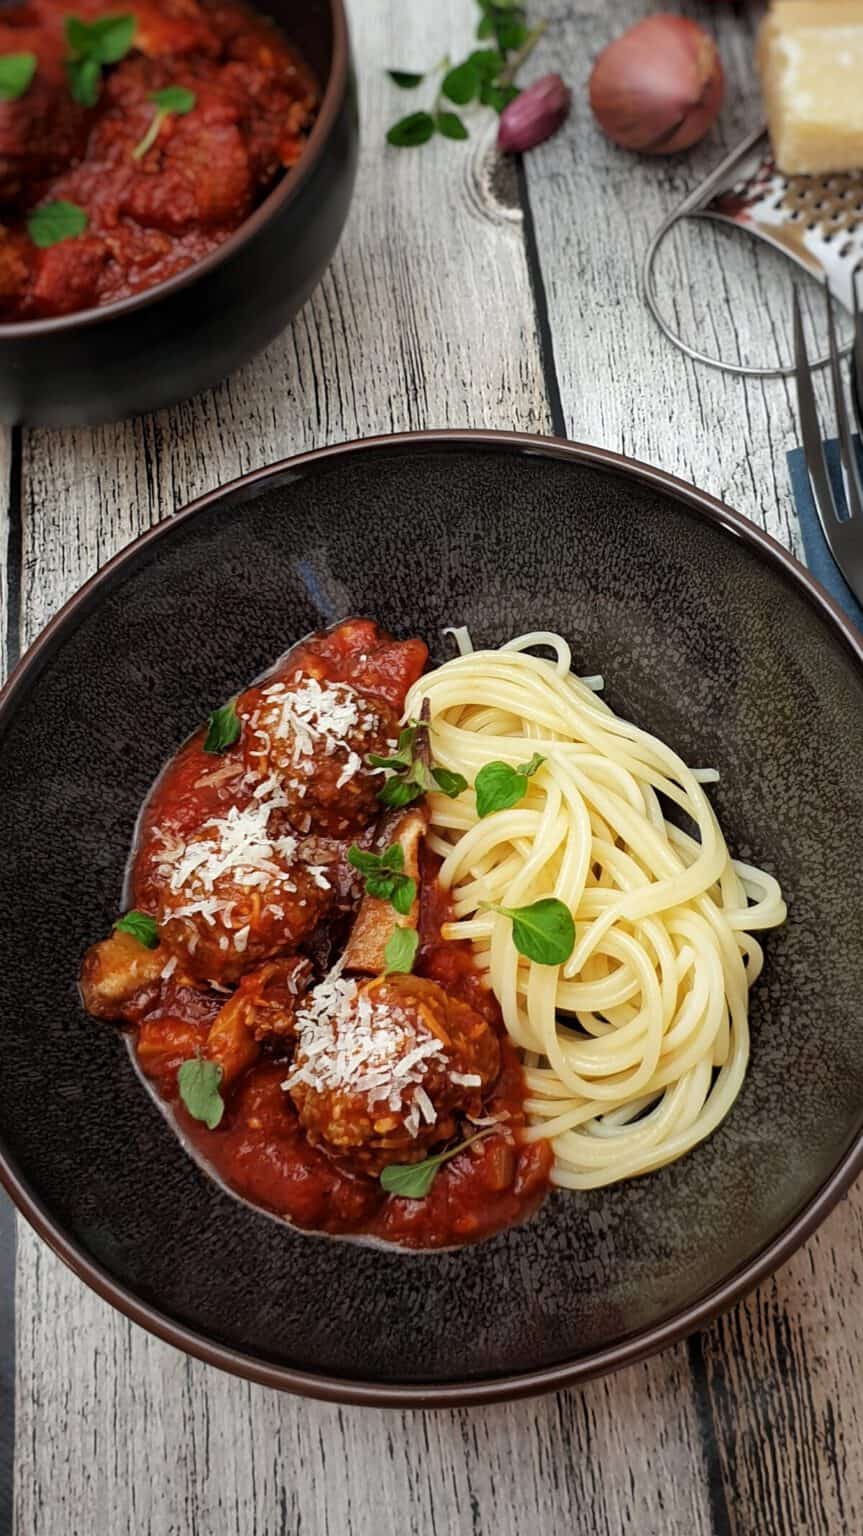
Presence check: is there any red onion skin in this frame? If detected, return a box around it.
[589,15,725,155]
[497,73,571,154]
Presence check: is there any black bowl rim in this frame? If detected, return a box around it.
[2,427,862,1407]
[0,0,350,340]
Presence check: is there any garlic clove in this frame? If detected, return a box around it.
[497,73,571,155]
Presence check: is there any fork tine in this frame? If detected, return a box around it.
[826,286,863,519]
[793,287,844,548]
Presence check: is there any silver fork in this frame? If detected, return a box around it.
[793,285,863,605]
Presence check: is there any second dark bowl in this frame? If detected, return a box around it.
[0,0,356,427]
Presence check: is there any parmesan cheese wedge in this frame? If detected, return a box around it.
[758,2,863,175]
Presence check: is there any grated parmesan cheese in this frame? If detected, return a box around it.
[154,785,302,933]
[246,674,388,791]
[284,975,448,1129]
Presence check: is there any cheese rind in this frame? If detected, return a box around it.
[758,2,863,175]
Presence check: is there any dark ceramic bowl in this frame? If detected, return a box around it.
[2,431,863,1406]
[0,0,356,427]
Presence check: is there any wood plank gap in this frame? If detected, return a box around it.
[687,1333,734,1536]
[516,157,566,439]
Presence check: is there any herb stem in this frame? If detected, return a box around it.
[499,17,548,86]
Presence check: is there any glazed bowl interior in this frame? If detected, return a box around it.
[1,432,862,1405]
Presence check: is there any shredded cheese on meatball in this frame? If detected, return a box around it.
[154,782,329,929]
[248,675,384,787]
[284,975,447,1134]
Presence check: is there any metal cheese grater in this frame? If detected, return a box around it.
[643,124,863,377]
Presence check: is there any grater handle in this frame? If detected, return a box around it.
[642,125,851,379]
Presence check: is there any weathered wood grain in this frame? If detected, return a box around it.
[12,2,716,1534]
[16,1229,716,1536]
[523,0,841,558]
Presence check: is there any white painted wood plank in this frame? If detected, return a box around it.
[523,0,841,559]
[12,1,714,1533]
[16,1224,713,1536]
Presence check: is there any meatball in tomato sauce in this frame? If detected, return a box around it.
[237,620,428,838]
[151,792,334,986]
[285,972,501,1175]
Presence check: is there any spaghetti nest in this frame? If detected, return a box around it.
[405,632,786,1191]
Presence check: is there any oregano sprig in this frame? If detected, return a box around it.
[380,1128,493,1198]
[385,0,553,150]
[348,842,417,915]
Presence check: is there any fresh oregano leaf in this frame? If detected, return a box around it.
[27,200,88,248]
[484,897,575,966]
[441,57,478,105]
[203,699,240,754]
[380,1129,492,1198]
[474,753,544,817]
[384,924,419,974]
[387,69,424,88]
[177,1055,225,1130]
[113,910,159,948]
[431,765,468,797]
[387,110,435,147]
[436,111,468,140]
[0,53,37,102]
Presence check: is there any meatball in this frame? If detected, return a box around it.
[152,793,333,986]
[285,973,500,1174]
[238,671,400,837]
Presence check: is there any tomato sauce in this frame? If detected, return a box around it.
[94,618,551,1249]
[130,863,552,1250]
[0,0,319,319]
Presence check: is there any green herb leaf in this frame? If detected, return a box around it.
[384,924,419,974]
[387,69,424,88]
[66,54,101,106]
[486,897,575,966]
[441,58,478,105]
[133,85,196,159]
[387,110,435,148]
[495,16,529,50]
[151,84,196,113]
[203,699,240,754]
[0,53,37,102]
[377,757,432,808]
[64,13,135,104]
[431,765,468,798]
[390,876,417,916]
[177,1055,224,1130]
[476,14,495,37]
[377,776,423,808]
[517,751,545,777]
[475,753,544,818]
[479,79,520,113]
[436,111,468,140]
[113,909,159,948]
[65,13,136,64]
[27,200,88,248]
[380,1129,491,1198]
[468,48,505,80]
[367,725,417,772]
[349,843,416,914]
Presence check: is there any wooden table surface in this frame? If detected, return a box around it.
[1,1,859,1532]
